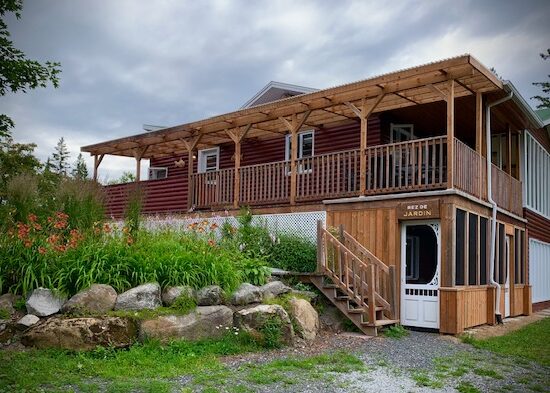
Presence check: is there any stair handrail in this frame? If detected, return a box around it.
[341,230,389,273]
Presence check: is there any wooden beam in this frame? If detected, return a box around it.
[507,124,512,176]
[475,92,483,154]
[181,134,203,152]
[133,146,149,182]
[447,80,455,188]
[428,83,448,102]
[181,134,202,210]
[226,124,251,208]
[393,92,419,105]
[92,154,104,182]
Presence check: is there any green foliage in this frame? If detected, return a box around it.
[124,184,143,241]
[13,297,25,311]
[237,257,271,286]
[0,308,9,319]
[257,316,284,349]
[462,318,550,366]
[107,171,136,185]
[170,293,197,315]
[3,172,39,223]
[50,137,70,176]
[456,381,481,393]
[270,233,317,272]
[72,153,89,180]
[532,49,550,109]
[55,178,105,230]
[382,324,409,339]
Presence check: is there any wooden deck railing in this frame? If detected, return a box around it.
[188,135,522,216]
[317,224,397,323]
[491,164,523,216]
[454,138,487,200]
[296,149,361,201]
[192,168,234,209]
[365,136,447,194]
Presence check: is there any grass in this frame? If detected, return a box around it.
[461,318,550,366]
[456,381,481,393]
[382,324,409,339]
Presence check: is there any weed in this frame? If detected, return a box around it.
[411,371,443,389]
[170,293,197,314]
[474,367,504,379]
[456,381,481,393]
[0,308,10,319]
[257,316,284,349]
[383,324,409,339]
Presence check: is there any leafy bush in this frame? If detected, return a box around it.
[170,293,197,314]
[270,233,317,272]
[55,178,104,230]
[257,316,284,349]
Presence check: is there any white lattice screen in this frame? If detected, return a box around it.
[113,211,326,242]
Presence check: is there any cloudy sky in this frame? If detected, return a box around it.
[3,0,550,182]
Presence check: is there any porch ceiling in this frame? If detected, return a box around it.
[81,54,504,159]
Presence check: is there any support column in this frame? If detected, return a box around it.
[226,124,252,208]
[345,93,384,194]
[93,154,104,182]
[182,135,202,210]
[475,92,484,198]
[133,146,149,182]
[279,111,311,205]
[446,80,455,189]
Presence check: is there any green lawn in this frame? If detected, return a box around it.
[463,317,550,366]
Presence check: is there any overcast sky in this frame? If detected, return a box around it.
[3,0,550,182]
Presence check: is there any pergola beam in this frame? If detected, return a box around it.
[226,124,253,208]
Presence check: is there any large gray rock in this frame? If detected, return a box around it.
[139,306,233,342]
[0,293,20,316]
[230,283,263,306]
[234,304,294,346]
[62,284,117,314]
[17,314,40,329]
[196,285,224,306]
[260,281,291,300]
[21,317,137,350]
[115,283,161,311]
[288,297,319,341]
[26,288,67,317]
[162,286,195,307]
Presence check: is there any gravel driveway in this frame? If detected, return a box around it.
[183,330,550,393]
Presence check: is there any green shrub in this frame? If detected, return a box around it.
[270,233,317,272]
[0,308,10,320]
[257,316,284,349]
[383,324,409,339]
[55,178,104,231]
[170,293,197,314]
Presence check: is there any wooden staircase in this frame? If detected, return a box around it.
[308,222,399,336]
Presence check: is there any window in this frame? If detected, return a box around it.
[491,134,507,171]
[285,131,314,173]
[148,167,168,180]
[198,147,220,173]
[514,229,525,284]
[455,209,466,286]
[390,124,414,143]
[480,217,488,285]
[468,213,478,285]
[524,132,550,218]
[455,209,490,286]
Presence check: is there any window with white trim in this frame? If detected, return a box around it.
[198,147,220,173]
[148,167,168,180]
[285,131,314,173]
[524,131,550,218]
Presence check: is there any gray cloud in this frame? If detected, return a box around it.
[3,0,550,180]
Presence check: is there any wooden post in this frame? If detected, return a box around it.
[345,93,384,194]
[388,265,397,320]
[446,80,455,189]
[475,92,483,154]
[279,111,311,205]
[135,157,141,182]
[367,264,376,324]
[181,135,203,210]
[93,154,104,182]
[226,124,251,209]
[316,220,324,272]
[507,124,512,176]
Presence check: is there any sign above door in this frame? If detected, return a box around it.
[397,200,440,220]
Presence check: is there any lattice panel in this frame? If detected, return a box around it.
[111,211,326,242]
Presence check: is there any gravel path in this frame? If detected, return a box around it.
[184,329,550,393]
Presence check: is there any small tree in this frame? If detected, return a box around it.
[51,137,70,176]
[107,171,136,185]
[532,49,550,109]
[71,153,88,180]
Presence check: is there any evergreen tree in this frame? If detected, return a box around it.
[72,153,88,179]
[532,49,550,109]
[51,137,70,176]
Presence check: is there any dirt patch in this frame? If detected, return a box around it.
[465,310,548,340]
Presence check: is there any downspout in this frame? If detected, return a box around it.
[486,91,513,324]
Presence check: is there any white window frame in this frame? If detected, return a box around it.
[523,131,550,219]
[148,167,168,180]
[285,130,314,174]
[197,147,220,174]
[390,123,415,143]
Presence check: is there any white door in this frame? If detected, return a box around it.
[401,221,441,329]
[504,236,511,318]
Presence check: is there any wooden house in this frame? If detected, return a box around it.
[82,55,550,335]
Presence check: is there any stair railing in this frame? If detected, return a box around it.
[316,221,397,321]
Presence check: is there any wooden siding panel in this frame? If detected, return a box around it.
[525,209,550,243]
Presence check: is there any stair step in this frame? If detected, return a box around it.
[373,319,400,327]
[347,308,364,314]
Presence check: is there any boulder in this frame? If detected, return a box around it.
[230,283,263,306]
[17,314,40,329]
[114,283,161,311]
[0,293,20,316]
[62,284,117,314]
[288,297,319,341]
[26,288,67,317]
[162,286,195,307]
[196,285,224,306]
[139,305,233,342]
[290,289,318,302]
[234,304,294,345]
[260,281,291,300]
[21,317,137,350]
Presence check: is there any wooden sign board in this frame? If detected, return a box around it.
[397,200,440,220]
